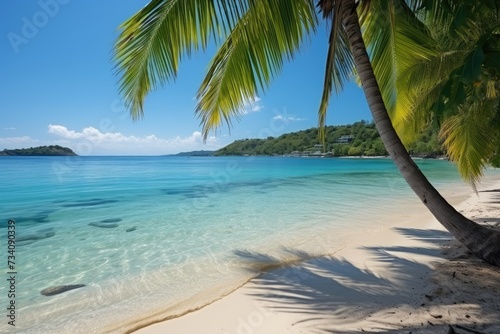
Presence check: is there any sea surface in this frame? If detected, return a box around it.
[0,156,486,333]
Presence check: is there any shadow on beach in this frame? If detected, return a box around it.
[233,227,500,334]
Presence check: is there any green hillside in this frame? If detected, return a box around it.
[216,121,443,157]
[0,145,77,156]
[170,150,215,156]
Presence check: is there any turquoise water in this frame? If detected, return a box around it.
[0,156,475,333]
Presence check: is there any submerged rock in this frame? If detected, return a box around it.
[89,222,119,228]
[100,218,122,223]
[62,199,118,208]
[41,284,85,296]
[17,230,55,242]
[88,218,123,228]
[16,228,55,246]
[2,209,55,227]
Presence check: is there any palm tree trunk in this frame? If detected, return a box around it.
[339,0,500,266]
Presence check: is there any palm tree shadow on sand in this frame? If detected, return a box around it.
[233,227,500,333]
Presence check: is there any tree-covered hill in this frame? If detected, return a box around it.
[169,150,215,156]
[0,145,77,156]
[216,121,443,157]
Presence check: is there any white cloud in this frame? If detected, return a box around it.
[272,115,306,122]
[0,125,223,155]
[241,96,263,114]
[45,125,221,155]
[3,127,17,130]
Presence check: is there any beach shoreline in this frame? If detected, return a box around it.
[133,174,500,334]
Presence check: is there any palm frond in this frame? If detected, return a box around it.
[416,0,500,36]
[394,49,468,140]
[360,0,434,124]
[114,0,248,120]
[195,0,317,138]
[392,1,500,137]
[440,98,500,186]
[395,18,500,141]
[365,0,500,184]
[318,1,355,144]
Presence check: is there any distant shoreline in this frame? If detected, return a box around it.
[168,148,446,159]
[0,145,77,156]
[0,154,448,160]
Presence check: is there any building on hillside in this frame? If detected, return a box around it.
[334,135,354,144]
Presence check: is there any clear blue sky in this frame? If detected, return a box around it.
[1,0,372,155]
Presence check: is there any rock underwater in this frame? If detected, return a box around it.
[41,284,86,296]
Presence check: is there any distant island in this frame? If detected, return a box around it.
[214,121,443,157]
[168,150,215,157]
[0,145,78,156]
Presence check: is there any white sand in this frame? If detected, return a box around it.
[133,177,500,334]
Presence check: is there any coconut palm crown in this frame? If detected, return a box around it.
[361,0,500,185]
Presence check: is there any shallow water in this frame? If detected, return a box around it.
[0,156,482,333]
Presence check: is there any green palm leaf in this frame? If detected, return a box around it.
[360,0,434,127]
[364,0,500,184]
[440,98,500,186]
[318,0,354,144]
[395,49,469,142]
[114,0,248,120]
[196,0,317,138]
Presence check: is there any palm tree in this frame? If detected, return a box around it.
[409,2,500,185]
[362,0,500,185]
[114,0,500,266]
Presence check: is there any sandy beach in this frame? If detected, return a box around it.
[130,175,500,334]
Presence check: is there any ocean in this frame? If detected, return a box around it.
[0,156,480,333]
